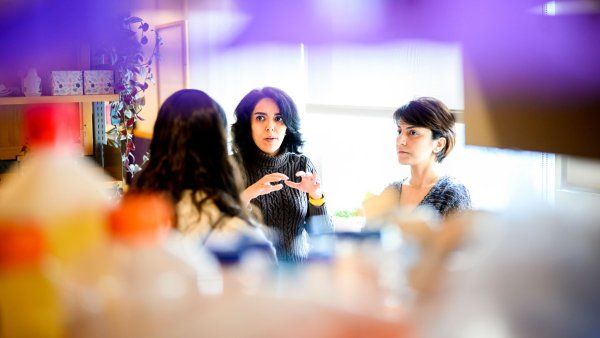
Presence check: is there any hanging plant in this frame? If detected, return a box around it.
[105,16,161,179]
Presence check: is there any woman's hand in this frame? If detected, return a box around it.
[284,171,323,200]
[241,173,289,206]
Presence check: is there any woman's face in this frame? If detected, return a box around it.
[396,120,445,166]
[251,98,287,156]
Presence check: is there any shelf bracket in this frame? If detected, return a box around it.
[92,101,106,167]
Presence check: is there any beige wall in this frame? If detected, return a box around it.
[131,0,188,139]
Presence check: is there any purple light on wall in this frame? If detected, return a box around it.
[228,0,600,105]
[0,0,129,72]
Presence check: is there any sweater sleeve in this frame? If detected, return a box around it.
[440,182,472,216]
[305,157,334,234]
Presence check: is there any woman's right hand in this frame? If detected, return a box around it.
[241,173,289,206]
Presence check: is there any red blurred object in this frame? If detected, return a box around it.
[108,193,175,246]
[23,103,80,149]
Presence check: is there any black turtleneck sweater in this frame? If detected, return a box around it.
[243,151,333,262]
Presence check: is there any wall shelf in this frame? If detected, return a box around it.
[0,94,119,106]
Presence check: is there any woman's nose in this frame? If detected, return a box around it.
[266,120,275,132]
[397,134,407,146]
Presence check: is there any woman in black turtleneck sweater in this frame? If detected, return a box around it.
[231,87,333,262]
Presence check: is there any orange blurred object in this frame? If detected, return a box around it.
[108,193,175,245]
[0,221,45,269]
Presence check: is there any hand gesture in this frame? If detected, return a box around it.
[284,171,323,199]
[241,173,289,206]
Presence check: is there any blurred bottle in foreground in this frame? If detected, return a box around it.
[0,221,65,338]
[414,206,600,338]
[0,103,112,263]
[205,232,277,296]
[291,215,411,320]
[61,193,204,338]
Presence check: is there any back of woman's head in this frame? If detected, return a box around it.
[394,97,456,162]
[231,87,304,163]
[132,89,246,221]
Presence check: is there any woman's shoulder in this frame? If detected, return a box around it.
[176,191,247,235]
[431,176,471,211]
[287,152,308,162]
[436,176,469,194]
[285,152,314,170]
[217,215,262,236]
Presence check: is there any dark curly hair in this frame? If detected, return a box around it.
[393,97,456,163]
[131,89,249,226]
[231,87,304,168]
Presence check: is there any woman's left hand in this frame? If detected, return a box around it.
[284,171,323,199]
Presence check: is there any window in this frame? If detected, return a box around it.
[303,113,555,214]
[188,32,556,222]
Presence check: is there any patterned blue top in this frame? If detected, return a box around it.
[389,176,471,217]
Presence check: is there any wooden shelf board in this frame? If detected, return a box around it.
[0,94,119,106]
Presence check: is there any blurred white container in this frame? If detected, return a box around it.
[0,104,112,263]
[61,193,213,338]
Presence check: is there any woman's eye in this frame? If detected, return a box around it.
[409,130,418,136]
[397,129,402,135]
[255,115,265,121]
[275,116,283,122]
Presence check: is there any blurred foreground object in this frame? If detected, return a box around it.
[60,193,215,338]
[0,223,64,338]
[172,293,413,338]
[0,104,112,262]
[415,206,600,338]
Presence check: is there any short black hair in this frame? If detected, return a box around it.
[231,87,304,166]
[394,97,456,162]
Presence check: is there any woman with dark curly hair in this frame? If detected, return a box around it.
[231,87,333,261]
[385,97,471,218]
[131,89,274,251]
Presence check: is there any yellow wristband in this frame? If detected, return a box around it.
[308,194,325,207]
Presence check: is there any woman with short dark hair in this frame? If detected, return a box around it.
[386,97,470,217]
[232,87,333,261]
[131,89,274,251]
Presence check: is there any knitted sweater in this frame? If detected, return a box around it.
[243,151,333,262]
[388,176,471,218]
